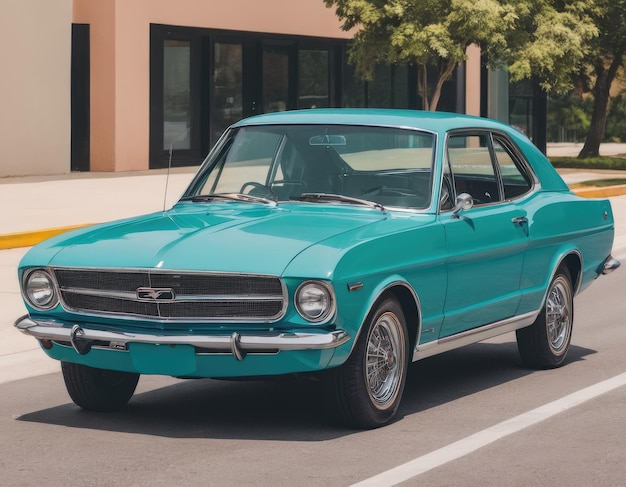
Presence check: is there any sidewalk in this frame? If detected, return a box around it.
[0,167,198,249]
[2,162,626,249]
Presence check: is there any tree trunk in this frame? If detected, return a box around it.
[429,63,457,112]
[418,63,456,111]
[419,65,430,111]
[578,56,622,159]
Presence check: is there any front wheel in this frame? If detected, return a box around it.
[61,362,139,411]
[324,297,409,429]
[516,265,574,369]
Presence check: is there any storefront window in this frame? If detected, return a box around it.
[298,50,329,108]
[263,45,289,113]
[343,63,366,108]
[213,42,243,141]
[163,40,191,150]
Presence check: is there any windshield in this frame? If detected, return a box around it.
[183,124,435,210]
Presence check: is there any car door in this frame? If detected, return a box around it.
[439,131,531,338]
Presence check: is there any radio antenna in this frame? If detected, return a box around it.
[163,142,173,213]
[163,128,189,213]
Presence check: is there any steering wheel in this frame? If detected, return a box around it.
[240,181,277,200]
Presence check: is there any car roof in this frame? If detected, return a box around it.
[232,108,515,134]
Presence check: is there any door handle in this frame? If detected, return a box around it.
[512,216,528,225]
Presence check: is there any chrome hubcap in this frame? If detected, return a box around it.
[366,312,404,408]
[545,277,571,353]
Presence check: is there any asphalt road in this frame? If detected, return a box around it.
[1,252,625,486]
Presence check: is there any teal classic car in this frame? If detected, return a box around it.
[16,109,620,428]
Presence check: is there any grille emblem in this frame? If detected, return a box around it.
[136,287,176,301]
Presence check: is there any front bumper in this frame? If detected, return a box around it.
[15,315,350,363]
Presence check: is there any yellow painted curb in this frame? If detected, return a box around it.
[572,184,626,199]
[0,224,93,250]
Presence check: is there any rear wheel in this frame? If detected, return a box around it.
[516,265,574,369]
[325,297,409,429]
[61,362,139,411]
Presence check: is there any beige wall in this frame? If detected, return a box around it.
[74,0,349,172]
[0,0,72,177]
[465,45,481,117]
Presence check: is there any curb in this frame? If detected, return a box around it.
[568,184,626,199]
[2,186,626,251]
[0,224,92,251]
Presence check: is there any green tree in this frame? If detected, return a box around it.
[605,92,626,143]
[324,0,597,111]
[547,94,592,142]
[324,0,516,110]
[576,0,626,158]
[503,1,597,95]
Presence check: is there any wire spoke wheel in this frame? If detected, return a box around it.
[366,312,405,408]
[324,297,409,429]
[516,265,574,369]
[545,277,571,353]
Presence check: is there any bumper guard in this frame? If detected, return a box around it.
[15,315,350,361]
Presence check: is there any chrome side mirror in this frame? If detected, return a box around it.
[452,193,473,218]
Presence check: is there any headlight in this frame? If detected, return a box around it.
[24,269,58,310]
[295,281,335,323]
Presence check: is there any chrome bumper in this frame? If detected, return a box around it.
[14,315,350,361]
[602,255,621,275]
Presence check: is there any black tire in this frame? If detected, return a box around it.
[61,362,139,411]
[325,297,409,429]
[516,265,574,369]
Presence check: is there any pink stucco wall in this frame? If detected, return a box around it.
[73,0,348,172]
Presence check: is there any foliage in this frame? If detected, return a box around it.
[324,0,516,110]
[503,1,598,94]
[547,95,592,142]
[604,92,626,143]
[575,178,626,187]
[575,0,626,157]
[324,0,599,110]
[549,156,626,170]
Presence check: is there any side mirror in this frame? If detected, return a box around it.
[452,193,473,218]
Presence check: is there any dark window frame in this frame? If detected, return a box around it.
[149,24,430,169]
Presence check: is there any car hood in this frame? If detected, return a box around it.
[23,202,389,275]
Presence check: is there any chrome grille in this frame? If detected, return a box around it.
[52,268,286,322]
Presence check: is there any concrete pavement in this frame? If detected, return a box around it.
[0,166,198,248]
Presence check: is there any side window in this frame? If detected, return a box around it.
[446,133,501,206]
[492,137,533,199]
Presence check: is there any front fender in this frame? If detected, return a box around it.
[327,274,422,368]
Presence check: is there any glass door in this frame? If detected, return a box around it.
[163,40,192,151]
[150,26,205,168]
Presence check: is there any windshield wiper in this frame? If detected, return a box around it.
[181,193,277,206]
[291,193,386,212]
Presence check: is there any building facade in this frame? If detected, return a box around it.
[1,0,72,177]
[3,0,525,177]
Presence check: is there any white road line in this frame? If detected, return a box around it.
[350,372,626,487]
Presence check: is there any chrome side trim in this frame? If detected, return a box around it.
[413,311,538,361]
[15,316,349,357]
